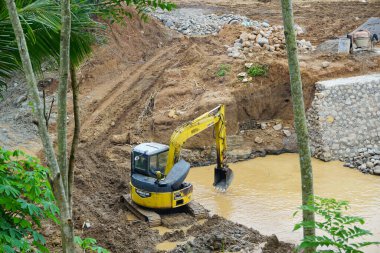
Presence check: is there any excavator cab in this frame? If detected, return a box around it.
[130,143,193,209]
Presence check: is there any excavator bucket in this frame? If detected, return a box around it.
[213,166,234,191]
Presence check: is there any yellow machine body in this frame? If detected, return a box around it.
[129,104,233,210]
[130,183,193,209]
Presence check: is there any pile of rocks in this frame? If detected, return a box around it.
[152,8,253,36]
[227,25,313,58]
[343,148,380,175]
[151,7,314,56]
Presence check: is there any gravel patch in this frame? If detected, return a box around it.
[151,8,257,36]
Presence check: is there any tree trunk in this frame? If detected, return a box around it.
[57,0,72,199]
[68,64,80,215]
[5,0,75,252]
[58,0,75,251]
[280,0,316,251]
[43,89,47,127]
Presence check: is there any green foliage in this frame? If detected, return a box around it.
[216,64,231,77]
[246,64,268,77]
[91,0,176,23]
[75,236,110,253]
[294,196,380,253]
[0,0,100,95]
[0,0,174,98]
[0,147,59,253]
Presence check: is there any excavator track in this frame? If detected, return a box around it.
[121,194,161,227]
[184,201,209,219]
[122,194,209,226]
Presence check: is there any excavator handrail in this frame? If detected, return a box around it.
[164,104,227,175]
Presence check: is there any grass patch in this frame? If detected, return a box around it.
[247,64,268,77]
[216,64,231,77]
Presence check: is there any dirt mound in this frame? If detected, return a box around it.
[170,215,294,252]
[162,230,186,242]
[161,213,196,229]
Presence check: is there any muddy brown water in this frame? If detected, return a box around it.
[187,153,380,252]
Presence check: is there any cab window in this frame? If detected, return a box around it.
[157,151,168,172]
[134,152,148,174]
[149,155,158,172]
[148,151,168,174]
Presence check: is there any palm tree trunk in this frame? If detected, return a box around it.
[4,0,75,252]
[280,0,316,251]
[68,63,80,215]
[57,0,71,198]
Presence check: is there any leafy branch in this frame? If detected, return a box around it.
[294,196,380,253]
[88,0,176,24]
[75,236,110,253]
[0,147,59,253]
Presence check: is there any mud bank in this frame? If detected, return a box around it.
[168,216,293,253]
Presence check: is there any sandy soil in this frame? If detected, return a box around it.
[32,1,380,252]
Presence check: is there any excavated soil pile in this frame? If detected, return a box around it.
[169,216,294,253]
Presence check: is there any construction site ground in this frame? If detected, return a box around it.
[2,0,380,252]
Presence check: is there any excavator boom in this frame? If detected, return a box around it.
[164,104,233,190]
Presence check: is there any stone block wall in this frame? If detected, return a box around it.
[307,74,380,161]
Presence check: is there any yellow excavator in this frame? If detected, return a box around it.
[122,105,233,225]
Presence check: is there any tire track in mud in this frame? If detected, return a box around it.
[73,41,198,252]
[80,45,179,144]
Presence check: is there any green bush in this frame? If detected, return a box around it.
[216,64,231,77]
[75,236,110,253]
[294,196,380,253]
[0,147,59,253]
[246,64,268,77]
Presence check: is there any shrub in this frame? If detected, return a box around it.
[294,196,380,253]
[246,64,268,77]
[75,236,110,253]
[216,64,231,77]
[0,147,59,252]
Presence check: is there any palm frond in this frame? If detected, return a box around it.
[0,0,99,94]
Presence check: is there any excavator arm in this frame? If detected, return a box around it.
[164,104,233,190]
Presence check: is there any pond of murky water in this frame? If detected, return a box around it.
[187,153,380,252]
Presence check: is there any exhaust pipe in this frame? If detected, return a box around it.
[213,166,234,191]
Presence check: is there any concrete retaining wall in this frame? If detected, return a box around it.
[307,74,380,161]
